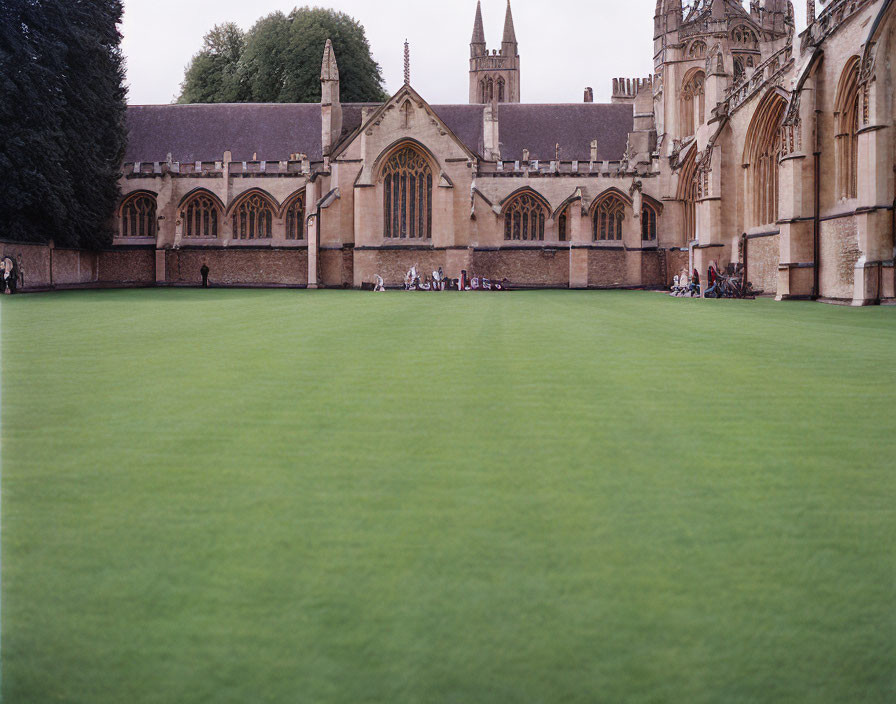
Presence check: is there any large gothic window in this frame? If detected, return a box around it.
[835,58,861,200]
[744,92,787,229]
[593,194,626,241]
[383,145,433,239]
[232,192,275,240]
[181,191,219,238]
[641,203,657,241]
[681,70,705,138]
[498,77,506,103]
[504,192,547,241]
[120,193,156,238]
[284,193,306,240]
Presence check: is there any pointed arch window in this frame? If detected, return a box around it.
[593,195,626,241]
[285,193,306,240]
[744,93,787,228]
[835,58,861,200]
[558,206,569,242]
[383,145,433,240]
[498,77,506,103]
[120,193,157,238]
[681,70,705,138]
[232,192,274,240]
[641,203,657,241]
[504,192,547,241]
[181,192,219,238]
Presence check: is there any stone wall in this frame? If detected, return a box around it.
[587,249,627,287]
[165,248,308,286]
[819,217,860,300]
[747,235,779,295]
[98,249,156,284]
[472,248,569,287]
[320,247,354,288]
[0,241,52,288]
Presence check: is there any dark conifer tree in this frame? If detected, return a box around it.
[0,0,127,248]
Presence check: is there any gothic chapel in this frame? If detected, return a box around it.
[114,0,895,304]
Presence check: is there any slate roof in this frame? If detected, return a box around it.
[124,101,633,164]
[497,104,633,162]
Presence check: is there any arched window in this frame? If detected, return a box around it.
[284,193,305,240]
[744,92,787,228]
[679,150,699,244]
[383,144,433,239]
[498,77,506,103]
[120,193,156,238]
[835,58,861,200]
[593,194,626,241]
[232,192,275,240]
[733,57,745,82]
[504,192,547,241]
[689,41,706,59]
[181,191,219,238]
[730,25,758,49]
[558,206,569,242]
[641,204,657,241]
[681,70,705,138]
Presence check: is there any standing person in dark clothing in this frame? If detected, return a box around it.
[200,264,210,288]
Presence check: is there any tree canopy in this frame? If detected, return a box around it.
[0,0,127,248]
[178,7,388,105]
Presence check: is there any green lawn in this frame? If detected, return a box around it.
[2,289,894,703]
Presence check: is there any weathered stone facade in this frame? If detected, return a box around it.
[92,0,895,304]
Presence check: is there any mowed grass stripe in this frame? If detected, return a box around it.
[2,289,894,704]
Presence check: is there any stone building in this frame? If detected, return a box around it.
[110,0,895,304]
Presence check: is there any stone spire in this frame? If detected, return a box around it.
[320,39,342,159]
[502,0,517,53]
[711,0,726,21]
[472,1,486,45]
[321,38,339,82]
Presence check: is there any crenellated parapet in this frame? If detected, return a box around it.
[612,77,653,103]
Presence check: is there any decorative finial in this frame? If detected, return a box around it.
[404,40,410,85]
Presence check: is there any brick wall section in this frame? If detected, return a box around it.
[354,250,448,288]
[819,218,860,300]
[666,250,690,285]
[472,249,570,286]
[98,250,156,283]
[166,249,308,286]
[52,249,99,285]
[0,242,52,288]
[640,251,665,288]
[747,235,779,295]
[587,250,627,287]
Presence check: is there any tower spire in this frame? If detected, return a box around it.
[320,38,339,82]
[502,0,517,48]
[472,1,486,45]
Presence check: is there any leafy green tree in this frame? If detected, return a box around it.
[178,6,388,104]
[0,0,127,248]
[177,23,248,104]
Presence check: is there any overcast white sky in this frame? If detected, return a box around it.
[121,0,815,105]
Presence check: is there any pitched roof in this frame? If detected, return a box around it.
[124,104,326,163]
[124,102,633,164]
[497,103,633,162]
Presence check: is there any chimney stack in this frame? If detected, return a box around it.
[584,87,594,103]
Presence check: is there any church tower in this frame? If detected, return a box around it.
[469,1,521,104]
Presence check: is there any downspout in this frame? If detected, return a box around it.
[812,110,821,299]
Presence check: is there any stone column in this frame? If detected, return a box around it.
[853,78,894,305]
[777,75,817,300]
[624,187,643,286]
[306,179,320,289]
[569,195,588,288]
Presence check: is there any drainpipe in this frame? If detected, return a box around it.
[742,232,748,286]
[812,110,821,300]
